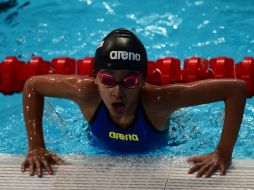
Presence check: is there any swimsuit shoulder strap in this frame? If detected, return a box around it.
[88,101,104,125]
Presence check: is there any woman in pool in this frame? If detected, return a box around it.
[21,28,246,178]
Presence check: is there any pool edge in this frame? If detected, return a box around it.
[0,153,253,167]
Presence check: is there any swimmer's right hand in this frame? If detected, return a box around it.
[21,147,64,177]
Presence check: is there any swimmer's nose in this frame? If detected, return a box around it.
[111,84,124,98]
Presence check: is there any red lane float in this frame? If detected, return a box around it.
[147,61,159,85]
[0,57,26,94]
[155,57,181,85]
[210,57,235,79]
[0,56,254,97]
[77,57,94,77]
[26,57,51,78]
[51,57,75,75]
[182,57,213,83]
[235,57,254,97]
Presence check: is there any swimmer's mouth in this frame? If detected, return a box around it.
[111,102,125,112]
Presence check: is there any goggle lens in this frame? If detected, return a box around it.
[98,72,140,88]
[122,75,138,88]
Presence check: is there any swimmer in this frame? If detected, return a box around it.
[21,28,246,177]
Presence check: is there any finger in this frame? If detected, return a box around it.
[188,163,203,174]
[41,159,53,175]
[50,153,64,165]
[35,160,42,177]
[29,161,35,176]
[220,164,226,176]
[196,164,211,178]
[21,160,29,172]
[187,156,203,164]
[205,164,218,178]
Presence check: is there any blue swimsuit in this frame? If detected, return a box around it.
[89,101,168,152]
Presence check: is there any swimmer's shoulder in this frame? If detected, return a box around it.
[140,83,178,131]
[28,74,101,123]
[140,82,185,108]
[71,75,101,122]
[71,75,99,103]
[44,74,101,123]
[26,74,99,101]
[63,75,100,106]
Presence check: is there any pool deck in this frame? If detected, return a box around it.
[0,154,254,190]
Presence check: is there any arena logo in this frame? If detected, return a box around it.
[109,131,139,141]
[110,51,141,61]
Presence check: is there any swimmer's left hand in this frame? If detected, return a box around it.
[187,150,232,178]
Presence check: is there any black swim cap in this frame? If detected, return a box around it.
[94,28,147,77]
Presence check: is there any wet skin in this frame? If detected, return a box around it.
[21,70,246,177]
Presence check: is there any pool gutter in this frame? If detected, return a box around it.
[0,154,254,189]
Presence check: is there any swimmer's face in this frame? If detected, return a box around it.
[95,69,145,117]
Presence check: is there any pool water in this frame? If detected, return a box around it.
[0,0,254,159]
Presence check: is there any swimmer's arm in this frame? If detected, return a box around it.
[156,79,246,176]
[25,74,96,102]
[22,74,95,150]
[162,79,246,154]
[21,75,96,176]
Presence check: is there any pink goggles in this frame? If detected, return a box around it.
[97,71,141,88]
